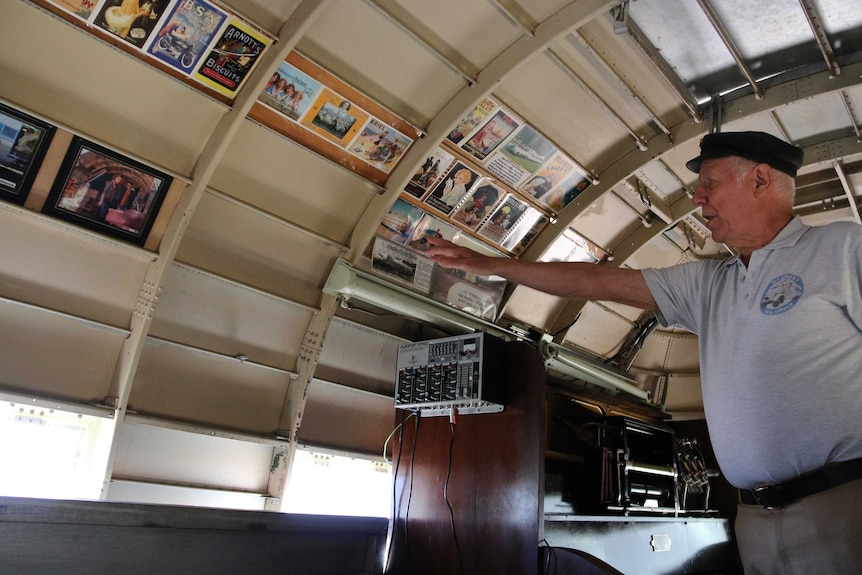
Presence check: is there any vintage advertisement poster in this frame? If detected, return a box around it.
[45,0,98,20]
[428,266,507,321]
[539,170,591,212]
[376,198,426,245]
[348,118,413,173]
[258,61,322,122]
[499,125,557,174]
[93,0,173,48]
[194,18,269,96]
[484,124,557,188]
[404,147,455,199]
[423,161,480,217]
[519,153,576,202]
[483,152,529,188]
[371,237,434,293]
[147,0,227,74]
[446,96,499,145]
[501,208,547,255]
[477,194,529,245]
[301,88,369,147]
[449,179,504,231]
[461,109,519,162]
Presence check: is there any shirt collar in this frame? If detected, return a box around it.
[721,216,808,268]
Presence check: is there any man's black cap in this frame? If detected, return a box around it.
[686,131,804,177]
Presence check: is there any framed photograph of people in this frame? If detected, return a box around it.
[42,137,172,246]
[0,103,56,205]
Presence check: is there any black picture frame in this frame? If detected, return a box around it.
[0,103,56,205]
[43,137,172,246]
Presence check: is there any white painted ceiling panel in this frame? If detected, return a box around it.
[0,207,152,327]
[176,192,342,307]
[299,378,395,456]
[315,317,405,396]
[130,340,290,434]
[0,301,124,402]
[150,264,314,372]
[211,121,379,244]
[298,1,466,127]
[113,422,273,492]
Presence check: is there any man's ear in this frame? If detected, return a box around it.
[751,163,774,197]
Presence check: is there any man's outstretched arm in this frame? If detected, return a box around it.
[425,237,658,311]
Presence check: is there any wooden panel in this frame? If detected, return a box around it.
[0,496,386,575]
[387,341,546,575]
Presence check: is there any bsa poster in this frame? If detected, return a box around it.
[258,62,322,121]
[195,19,269,96]
[348,118,412,173]
[93,0,173,48]
[423,161,480,217]
[478,194,529,245]
[450,179,503,231]
[148,0,227,74]
[404,147,454,199]
[446,96,499,145]
[461,109,519,162]
[301,88,369,147]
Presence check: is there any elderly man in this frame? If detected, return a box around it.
[427,131,862,574]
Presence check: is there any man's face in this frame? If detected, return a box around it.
[691,157,755,246]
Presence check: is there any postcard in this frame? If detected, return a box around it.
[258,61,322,122]
[93,0,173,49]
[404,147,455,200]
[194,18,269,96]
[301,88,369,147]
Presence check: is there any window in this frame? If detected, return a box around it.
[0,401,114,500]
[284,448,392,517]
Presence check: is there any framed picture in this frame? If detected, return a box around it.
[43,137,172,246]
[0,103,56,205]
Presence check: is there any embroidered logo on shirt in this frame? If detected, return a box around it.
[760,274,804,315]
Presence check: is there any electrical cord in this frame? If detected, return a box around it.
[404,410,421,570]
[444,419,464,575]
[539,538,558,574]
[382,411,409,573]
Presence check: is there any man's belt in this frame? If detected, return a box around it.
[739,457,862,509]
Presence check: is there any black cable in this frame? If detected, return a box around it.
[444,421,464,575]
[383,411,409,573]
[404,410,421,570]
[539,538,558,574]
